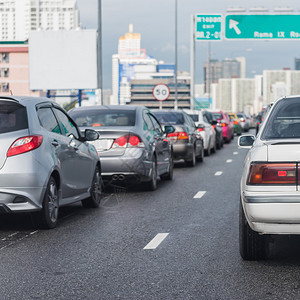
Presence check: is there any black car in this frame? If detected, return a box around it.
[152,110,204,167]
[204,111,223,149]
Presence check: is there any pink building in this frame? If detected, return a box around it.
[0,42,43,97]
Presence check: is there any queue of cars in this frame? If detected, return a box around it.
[0,96,250,229]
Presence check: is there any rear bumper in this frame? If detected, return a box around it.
[172,142,193,161]
[100,148,152,182]
[242,191,300,234]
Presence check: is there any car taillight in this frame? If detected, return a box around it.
[234,121,239,125]
[212,125,216,129]
[221,123,227,127]
[112,134,144,148]
[167,131,189,141]
[197,128,204,132]
[7,135,43,157]
[247,163,296,185]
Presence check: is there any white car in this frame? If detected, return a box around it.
[238,95,300,260]
[184,109,216,156]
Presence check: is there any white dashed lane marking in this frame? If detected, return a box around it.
[233,152,238,155]
[226,159,233,163]
[144,233,169,250]
[215,171,223,176]
[193,191,207,199]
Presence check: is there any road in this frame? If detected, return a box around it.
[1,132,300,299]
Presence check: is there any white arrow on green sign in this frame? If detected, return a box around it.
[225,14,300,39]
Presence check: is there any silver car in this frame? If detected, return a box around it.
[69,105,174,190]
[0,96,101,229]
[239,95,300,260]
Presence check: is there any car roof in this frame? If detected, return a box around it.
[70,105,144,112]
[0,96,55,106]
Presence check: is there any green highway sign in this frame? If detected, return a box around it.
[196,14,222,40]
[225,14,300,39]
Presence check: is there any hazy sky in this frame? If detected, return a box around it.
[77,0,300,89]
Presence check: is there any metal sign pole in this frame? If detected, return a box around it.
[190,15,195,110]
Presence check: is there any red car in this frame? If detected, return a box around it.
[211,111,234,143]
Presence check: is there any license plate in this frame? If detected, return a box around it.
[90,139,114,152]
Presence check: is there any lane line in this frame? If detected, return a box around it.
[193,191,206,199]
[226,159,233,163]
[233,152,238,155]
[144,233,169,250]
[215,171,223,176]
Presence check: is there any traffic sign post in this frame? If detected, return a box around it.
[225,14,300,40]
[195,14,222,41]
[152,84,170,110]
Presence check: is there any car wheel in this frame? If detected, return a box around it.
[186,147,196,167]
[239,201,268,260]
[211,140,217,154]
[37,176,59,229]
[82,166,102,208]
[204,140,211,156]
[145,157,158,191]
[161,155,173,180]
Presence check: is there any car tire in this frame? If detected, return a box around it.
[211,140,217,154]
[145,157,158,191]
[161,155,174,180]
[82,166,102,208]
[239,200,268,260]
[204,140,211,156]
[186,147,196,167]
[36,176,59,229]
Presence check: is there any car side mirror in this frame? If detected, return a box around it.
[164,125,175,134]
[84,129,99,141]
[238,135,255,148]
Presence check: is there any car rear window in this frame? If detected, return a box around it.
[70,109,136,127]
[212,113,223,120]
[261,97,300,139]
[0,101,28,134]
[189,114,199,122]
[236,113,244,118]
[152,112,184,125]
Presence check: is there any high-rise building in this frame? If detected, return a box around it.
[295,58,300,70]
[203,57,244,94]
[0,0,80,41]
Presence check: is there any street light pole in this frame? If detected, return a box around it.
[174,0,178,110]
[97,0,103,104]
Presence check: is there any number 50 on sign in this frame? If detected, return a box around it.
[152,84,170,101]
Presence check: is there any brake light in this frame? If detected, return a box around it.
[112,134,144,148]
[167,131,189,141]
[221,123,227,127]
[7,135,43,157]
[234,121,239,125]
[197,128,204,132]
[247,163,296,185]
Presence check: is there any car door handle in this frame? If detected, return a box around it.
[51,140,59,147]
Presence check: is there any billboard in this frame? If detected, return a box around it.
[29,30,97,90]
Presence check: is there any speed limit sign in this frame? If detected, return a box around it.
[152,84,170,101]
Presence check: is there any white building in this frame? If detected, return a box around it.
[263,70,300,105]
[0,0,80,41]
[112,24,158,105]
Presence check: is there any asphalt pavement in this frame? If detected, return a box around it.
[1,131,300,299]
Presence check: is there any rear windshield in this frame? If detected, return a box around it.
[189,114,199,122]
[70,109,136,127]
[236,113,244,118]
[261,98,300,139]
[152,112,184,125]
[212,113,223,120]
[0,101,28,134]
